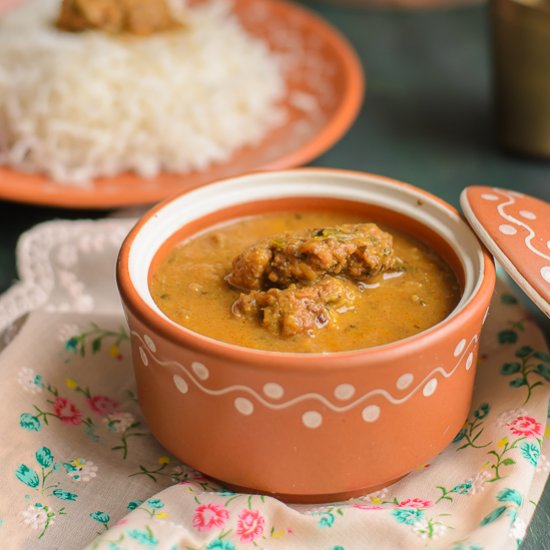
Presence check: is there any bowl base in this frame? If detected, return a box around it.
[214,474,407,504]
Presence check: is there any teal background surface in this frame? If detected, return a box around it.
[0,2,548,547]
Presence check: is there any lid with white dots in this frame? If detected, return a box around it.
[460,186,550,318]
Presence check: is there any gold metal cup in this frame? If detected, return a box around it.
[491,0,550,158]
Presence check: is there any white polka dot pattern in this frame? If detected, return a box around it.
[173,375,188,394]
[396,373,413,390]
[131,331,479,429]
[334,384,355,401]
[302,411,322,429]
[139,347,148,367]
[192,362,209,380]
[454,339,466,357]
[362,405,380,423]
[263,383,284,399]
[519,210,536,220]
[235,397,254,416]
[499,224,517,236]
[423,379,438,397]
[144,334,156,352]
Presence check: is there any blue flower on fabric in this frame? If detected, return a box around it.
[35,447,54,468]
[498,330,518,344]
[318,512,335,528]
[146,499,164,509]
[63,462,77,474]
[52,489,78,501]
[15,464,39,488]
[391,508,424,525]
[90,511,110,525]
[516,346,534,358]
[509,377,526,388]
[480,506,508,526]
[453,428,467,443]
[520,442,540,467]
[127,499,144,510]
[496,488,522,506]
[19,413,41,432]
[127,529,158,547]
[453,482,473,495]
[473,403,490,420]
[500,362,521,375]
[65,337,79,352]
[206,540,236,550]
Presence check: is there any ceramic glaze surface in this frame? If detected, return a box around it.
[461,186,550,317]
[117,169,496,501]
[132,330,480,422]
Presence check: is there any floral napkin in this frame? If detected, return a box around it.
[0,219,548,550]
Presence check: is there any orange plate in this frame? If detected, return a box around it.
[0,0,364,209]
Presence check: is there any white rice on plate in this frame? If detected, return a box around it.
[0,0,286,185]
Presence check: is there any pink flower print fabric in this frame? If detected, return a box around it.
[0,260,548,548]
[193,503,230,532]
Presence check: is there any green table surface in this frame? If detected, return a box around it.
[0,2,548,547]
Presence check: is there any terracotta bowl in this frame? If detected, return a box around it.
[117,168,496,503]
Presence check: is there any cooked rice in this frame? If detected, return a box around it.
[0,0,286,185]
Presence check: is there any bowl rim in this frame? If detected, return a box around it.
[117,168,496,369]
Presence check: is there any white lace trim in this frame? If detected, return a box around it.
[0,218,136,336]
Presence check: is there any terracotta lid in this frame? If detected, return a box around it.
[461,186,550,318]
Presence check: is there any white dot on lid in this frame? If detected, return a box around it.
[499,224,517,236]
[192,362,209,380]
[520,210,536,220]
[362,405,380,423]
[173,375,188,394]
[235,397,254,416]
[334,384,355,401]
[466,352,474,371]
[423,378,438,397]
[302,411,322,429]
[481,193,499,201]
[396,373,414,390]
[454,339,466,357]
[541,266,550,283]
[263,383,284,399]
[139,347,148,367]
[144,334,156,352]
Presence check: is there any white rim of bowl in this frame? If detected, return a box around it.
[124,169,488,359]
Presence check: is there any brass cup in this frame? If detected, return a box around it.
[491,0,550,158]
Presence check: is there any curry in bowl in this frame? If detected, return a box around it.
[150,211,460,353]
